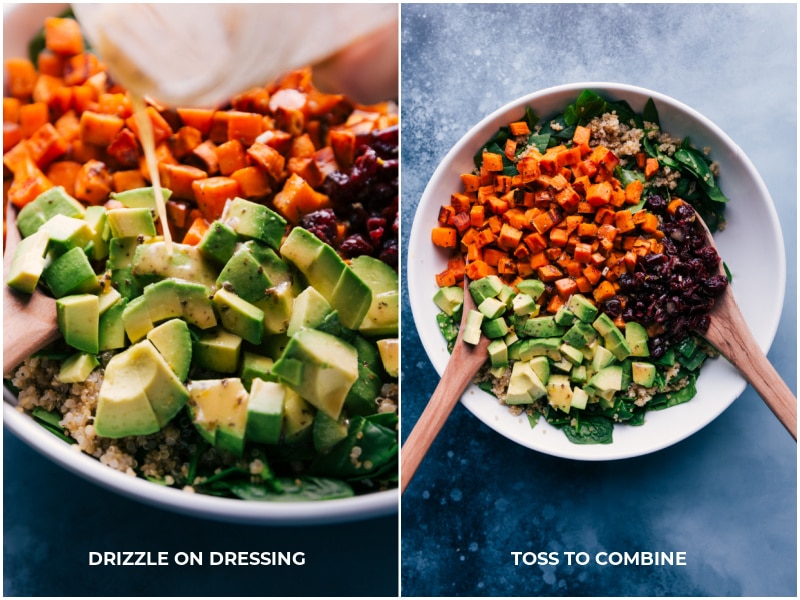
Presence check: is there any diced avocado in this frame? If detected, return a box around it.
[589,365,625,392]
[506,360,547,405]
[376,338,399,377]
[6,229,49,293]
[96,340,189,434]
[287,285,332,336]
[516,278,545,300]
[146,318,192,381]
[559,343,584,366]
[487,339,508,369]
[106,207,156,238]
[551,355,573,373]
[350,255,399,337]
[312,409,349,453]
[40,214,93,256]
[83,205,109,261]
[143,279,183,323]
[518,337,561,361]
[521,316,565,339]
[546,374,573,413]
[570,364,588,385]
[511,292,536,316]
[56,294,99,353]
[131,241,218,289]
[17,186,85,238]
[462,309,484,345]
[254,280,295,335]
[217,244,273,303]
[257,333,291,361]
[282,389,316,443]
[529,355,550,385]
[497,284,517,305]
[570,386,589,410]
[223,197,287,249]
[122,295,154,343]
[246,378,285,445]
[562,321,598,349]
[193,327,242,373]
[43,247,100,298]
[468,275,503,305]
[271,328,359,419]
[107,237,140,270]
[174,280,217,329]
[213,287,265,345]
[482,316,509,339]
[279,228,370,330]
[592,312,617,337]
[566,294,598,323]
[344,361,382,416]
[554,305,576,326]
[58,352,99,383]
[330,266,374,331]
[240,352,274,389]
[110,186,172,211]
[605,330,632,361]
[625,321,650,357]
[433,286,464,316]
[631,361,657,387]
[98,299,127,351]
[97,283,122,315]
[478,296,506,320]
[94,382,160,439]
[591,344,616,371]
[187,378,249,456]
[197,220,240,264]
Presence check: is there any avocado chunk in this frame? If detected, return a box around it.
[377,338,399,378]
[98,299,127,351]
[146,319,192,381]
[174,280,217,329]
[468,275,504,305]
[43,246,100,298]
[462,309,484,345]
[271,328,359,419]
[58,352,100,383]
[131,241,218,289]
[521,316,565,339]
[212,287,265,345]
[349,255,399,337]
[40,214,93,256]
[106,207,156,238]
[216,244,273,303]
[193,327,242,373]
[625,321,650,357]
[17,186,85,238]
[246,378,285,445]
[143,279,183,323]
[187,378,249,456]
[589,365,625,393]
[223,197,287,249]
[95,340,189,437]
[566,294,598,323]
[83,205,110,261]
[516,278,546,300]
[282,389,315,443]
[632,361,657,387]
[286,285,332,336]
[433,286,464,316]
[546,374,573,413]
[254,280,295,335]
[56,294,99,353]
[197,220,240,264]
[506,360,547,405]
[6,229,49,293]
[239,351,275,390]
[121,295,155,343]
[110,186,172,211]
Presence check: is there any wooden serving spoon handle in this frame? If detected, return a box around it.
[401,277,490,494]
[3,204,60,378]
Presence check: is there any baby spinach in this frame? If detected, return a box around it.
[563,414,614,445]
[230,477,354,502]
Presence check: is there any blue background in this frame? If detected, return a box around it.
[400,3,797,597]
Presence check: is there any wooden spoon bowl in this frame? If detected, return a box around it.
[694,213,796,439]
[3,204,60,378]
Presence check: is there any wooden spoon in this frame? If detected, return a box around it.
[3,204,60,378]
[695,213,796,440]
[401,275,490,494]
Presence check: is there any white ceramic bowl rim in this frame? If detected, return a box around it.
[407,81,785,461]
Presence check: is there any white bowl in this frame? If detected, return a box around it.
[407,82,785,461]
[3,2,398,525]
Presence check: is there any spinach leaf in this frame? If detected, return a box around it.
[436,311,459,352]
[642,97,660,128]
[31,407,75,444]
[525,133,550,155]
[564,89,607,126]
[523,106,539,131]
[311,416,398,481]
[563,415,613,444]
[230,477,354,502]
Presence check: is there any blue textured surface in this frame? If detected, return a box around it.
[400,3,796,597]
